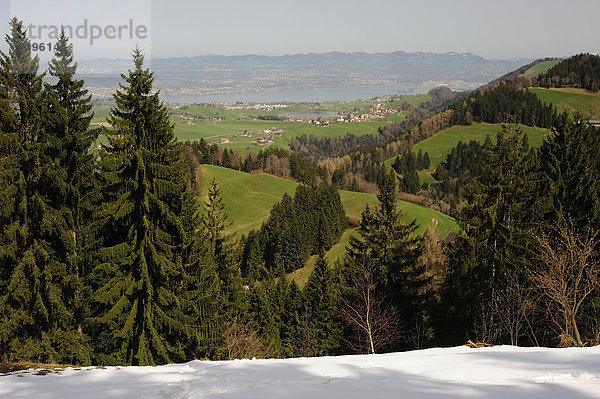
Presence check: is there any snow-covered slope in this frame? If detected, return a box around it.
[2,346,600,398]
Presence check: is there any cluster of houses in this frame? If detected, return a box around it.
[253,128,283,145]
[347,103,398,122]
[215,127,284,146]
[225,103,289,112]
[176,112,223,124]
[253,137,273,145]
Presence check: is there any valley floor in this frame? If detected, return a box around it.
[2,346,600,398]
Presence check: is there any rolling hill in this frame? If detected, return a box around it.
[200,165,457,287]
[200,165,457,238]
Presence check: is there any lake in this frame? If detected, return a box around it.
[161,83,448,104]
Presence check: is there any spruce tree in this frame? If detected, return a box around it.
[201,178,243,320]
[416,149,424,170]
[181,189,222,359]
[423,151,430,170]
[444,125,541,342]
[537,114,600,229]
[0,18,89,364]
[345,169,424,350]
[303,254,341,356]
[44,28,98,359]
[89,48,189,366]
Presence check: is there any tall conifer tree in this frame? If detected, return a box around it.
[0,18,90,364]
[537,114,600,229]
[201,179,243,321]
[89,48,189,366]
[344,169,424,350]
[443,125,541,342]
[44,29,99,360]
[303,254,341,356]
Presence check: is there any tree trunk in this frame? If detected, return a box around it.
[571,313,584,347]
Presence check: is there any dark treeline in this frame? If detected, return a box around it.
[440,119,600,347]
[290,132,387,162]
[426,137,491,214]
[240,183,347,278]
[537,53,600,92]
[187,135,394,194]
[448,81,556,127]
[188,139,327,185]
[391,149,430,194]
[477,57,560,91]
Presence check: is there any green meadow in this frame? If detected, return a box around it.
[175,119,393,153]
[522,60,561,78]
[199,165,298,236]
[384,123,549,183]
[200,165,456,238]
[530,87,600,120]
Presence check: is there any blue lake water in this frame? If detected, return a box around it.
[161,84,441,104]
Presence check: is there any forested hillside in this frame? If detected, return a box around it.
[537,53,600,92]
[1,17,599,369]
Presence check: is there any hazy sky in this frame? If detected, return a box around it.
[2,0,599,61]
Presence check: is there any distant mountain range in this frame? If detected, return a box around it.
[77,51,533,98]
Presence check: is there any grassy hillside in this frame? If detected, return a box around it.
[530,87,600,120]
[201,165,457,238]
[200,165,298,235]
[288,228,357,287]
[384,123,549,183]
[522,60,561,78]
[201,165,457,287]
[338,190,456,237]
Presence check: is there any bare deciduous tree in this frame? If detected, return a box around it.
[298,306,319,358]
[529,220,599,347]
[338,259,401,354]
[222,317,274,360]
[491,273,536,346]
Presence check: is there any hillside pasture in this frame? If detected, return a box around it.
[200,165,457,238]
[530,87,600,120]
[522,60,561,78]
[384,123,548,183]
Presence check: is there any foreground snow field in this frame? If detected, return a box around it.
[1,346,600,399]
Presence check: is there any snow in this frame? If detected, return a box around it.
[2,346,600,399]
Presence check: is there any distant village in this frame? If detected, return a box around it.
[216,127,284,146]
[170,97,410,147]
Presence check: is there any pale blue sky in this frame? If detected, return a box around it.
[2,0,599,60]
